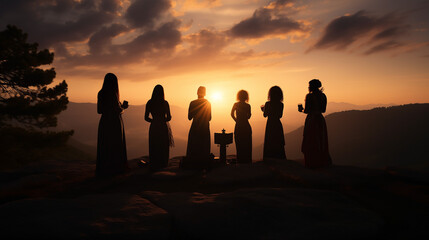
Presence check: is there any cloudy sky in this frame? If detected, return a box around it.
[1,0,429,114]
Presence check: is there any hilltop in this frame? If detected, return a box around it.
[0,157,428,239]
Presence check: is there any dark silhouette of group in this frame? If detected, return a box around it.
[96,73,332,176]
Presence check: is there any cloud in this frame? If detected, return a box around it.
[229,0,308,39]
[180,0,222,9]
[364,40,403,55]
[372,26,405,40]
[100,0,123,14]
[312,11,400,50]
[122,20,182,60]
[88,23,129,55]
[151,28,292,78]
[0,0,118,47]
[308,10,421,55]
[60,20,182,67]
[0,0,185,70]
[125,0,171,29]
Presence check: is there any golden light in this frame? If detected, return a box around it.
[210,91,223,103]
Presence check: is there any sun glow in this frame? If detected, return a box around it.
[210,91,223,103]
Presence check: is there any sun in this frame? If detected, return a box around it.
[210,91,223,102]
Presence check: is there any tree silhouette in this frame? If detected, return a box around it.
[0,25,72,144]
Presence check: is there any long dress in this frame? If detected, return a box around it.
[96,90,128,177]
[263,101,286,160]
[232,102,252,163]
[184,98,211,169]
[301,91,332,168]
[145,100,173,171]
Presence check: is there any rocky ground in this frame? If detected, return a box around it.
[0,157,428,239]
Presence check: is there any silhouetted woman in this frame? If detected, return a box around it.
[231,90,252,163]
[261,86,286,160]
[96,73,128,177]
[184,86,211,169]
[145,85,173,171]
[299,79,332,168]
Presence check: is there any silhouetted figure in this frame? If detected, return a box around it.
[184,86,212,169]
[231,90,252,163]
[96,73,128,177]
[299,79,332,168]
[145,85,174,171]
[262,86,286,160]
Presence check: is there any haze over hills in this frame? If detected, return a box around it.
[284,103,429,169]
[58,102,395,160]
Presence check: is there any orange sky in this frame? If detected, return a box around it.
[2,0,428,115]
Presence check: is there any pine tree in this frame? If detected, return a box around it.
[0,25,72,143]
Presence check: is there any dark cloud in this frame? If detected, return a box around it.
[61,20,181,67]
[0,0,116,47]
[88,24,129,55]
[229,0,307,39]
[372,26,406,40]
[100,0,122,14]
[134,28,236,78]
[364,40,403,55]
[186,29,231,55]
[0,0,184,69]
[122,20,181,59]
[269,0,294,8]
[125,0,171,29]
[313,11,383,50]
[230,8,304,38]
[310,10,412,54]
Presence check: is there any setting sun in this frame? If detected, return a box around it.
[210,91,223,103]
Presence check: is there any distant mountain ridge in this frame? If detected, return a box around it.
[59,102,429,169]
[59,101,395,160]
[284,103,429,169]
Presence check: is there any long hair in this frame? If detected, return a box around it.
[101,73,119,100]
[237,90,249,102]
[151,84,165,102]
[268,86,283,102]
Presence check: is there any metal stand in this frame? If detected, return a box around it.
[214,129,233,164]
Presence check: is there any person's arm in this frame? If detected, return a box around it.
[321,93,327,113]
[263,102,269,118]
[144,101,152,122]
[116,99,124,114]
[280,102,284,118]
[208,101,212,121]
[188,102,194,120]
[165,101,172,122]
[248,104,251,119]
[97,93,103,114]
[303,94,310,114]
[231,103,237,122]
